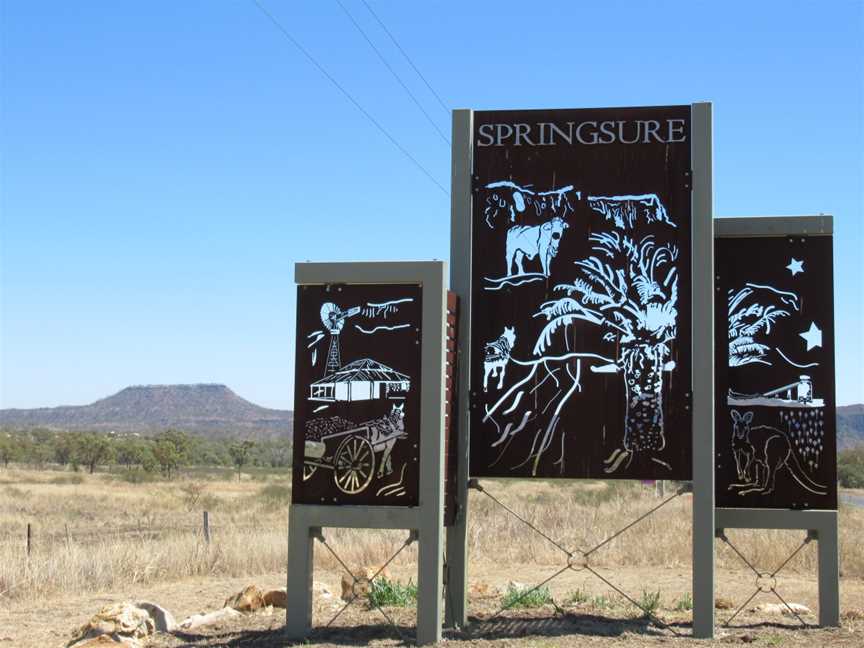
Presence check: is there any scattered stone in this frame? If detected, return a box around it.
[70,603,154,647]
[842,608,864,621]
[223,584,265,613]
[177,607,242,631]
[340,574,366,601]
[313,581,333,599]
[340,566,392,602]
[134,601,176,633]
[751,602,811,616]
[507,581,528,591]
[740,634,757,643]
[715,597,735,610]
[262,589,287,609]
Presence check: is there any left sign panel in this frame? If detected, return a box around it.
[292,283,423,506]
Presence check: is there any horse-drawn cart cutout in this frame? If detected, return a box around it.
[302,404,407,495]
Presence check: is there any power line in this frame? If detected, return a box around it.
[360,0,450,115]
[335,0,449,146]
[251,1,448,196]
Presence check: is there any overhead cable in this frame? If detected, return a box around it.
[360,0,450,115]
[252,1,448,196]
[336,0,450,146]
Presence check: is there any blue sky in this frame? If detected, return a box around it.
[1,0,862,409]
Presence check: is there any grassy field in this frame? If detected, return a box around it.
[2,466,863,606]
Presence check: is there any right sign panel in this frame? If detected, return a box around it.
[715,234,837,509]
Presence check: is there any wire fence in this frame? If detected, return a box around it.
[0,512,265,555]
[0,511,281,601]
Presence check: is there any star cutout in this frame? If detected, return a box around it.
[799,322,822,351]
[786,258,804,276]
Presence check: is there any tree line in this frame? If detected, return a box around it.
[839,446,864,489]
[2,426,861,487]
[0,428,291,478]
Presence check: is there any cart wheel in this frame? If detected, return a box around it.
[302,463,317,481]
[334,435,375,494]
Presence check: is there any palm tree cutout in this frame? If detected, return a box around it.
[727,284,799,367]
[535,198,679,473]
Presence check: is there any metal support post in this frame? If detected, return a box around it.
[416,261,447,645]
[445,108,473,629]
[817,513,840,626]
[285,507,315,639]
[691,101,716,639]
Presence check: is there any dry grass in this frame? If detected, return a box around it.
[1,468,862,605]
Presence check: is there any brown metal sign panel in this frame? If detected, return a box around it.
[715,235,837,509]
[292,283,422,506]
[468,106,693,480]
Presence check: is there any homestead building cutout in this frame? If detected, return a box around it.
[309,358,410,402]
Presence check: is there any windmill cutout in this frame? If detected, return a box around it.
[320,302,360,376]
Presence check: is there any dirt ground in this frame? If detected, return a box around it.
[2,565,863,647]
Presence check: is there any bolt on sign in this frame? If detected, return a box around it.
[292,284,422,505]
[469,107,694,479]
[715,234,837,509]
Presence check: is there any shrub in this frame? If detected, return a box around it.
[591,594,614,610]
[637,588,661,616]
[839,463,864,489]
[838,447,864,487]
[502,583,553,609]
[367,577,417,608]
[674,592,693,611]
[178,481,207,511]
[565,588,589,605]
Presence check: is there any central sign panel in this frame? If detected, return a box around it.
[469,106,693,479]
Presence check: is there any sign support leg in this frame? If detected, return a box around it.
[285,508,315,639]
[445,108,473,629]
[417,523,444,644]
[417,263,448,645]
[691,100,715,639]
[818,511,840,627]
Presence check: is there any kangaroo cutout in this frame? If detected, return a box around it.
[728,409,827,496]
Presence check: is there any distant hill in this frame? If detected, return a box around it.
[839,404,864,450]
[0,384,292,439]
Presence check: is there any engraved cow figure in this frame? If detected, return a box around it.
[505,216,569,277]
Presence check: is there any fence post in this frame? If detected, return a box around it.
[203,511,210,544]
[26,523,32,556]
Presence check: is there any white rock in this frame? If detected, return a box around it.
[71,603,154,645]
[178,607,242,631]
[135,601,176,633]
[751,602,811,616]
